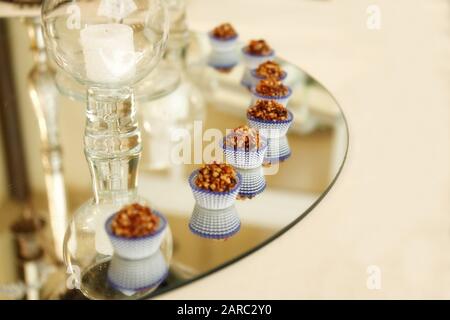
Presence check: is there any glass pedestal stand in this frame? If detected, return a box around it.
[64,87,172,300]
[39,0,171,300]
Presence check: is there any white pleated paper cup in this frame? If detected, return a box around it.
[207,50,239,71]
[241,48,275,69]
[250,86,292,108]
[220,136,267,169]
[189,169,242,210]
[189,205,240,240]
[105,210,167,260]
[264,136,292,164]
[209,33,239,52]
[247,110,294,139]
[107,250,169,293]
[237,166,267,199]
[250,69,288,89]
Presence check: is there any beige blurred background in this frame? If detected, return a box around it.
[0,0,449,298]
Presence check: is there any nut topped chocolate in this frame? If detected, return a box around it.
[255,79,289,97]
[225,125,263,151]
[111,203,160,238]
[255,60,284,79]
[247,100,288,122]
[212,23,238,40]
[195,162,237,192]
[245,39,272,56]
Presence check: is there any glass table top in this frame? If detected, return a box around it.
[0,32,348,299]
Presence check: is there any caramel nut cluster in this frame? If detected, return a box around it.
[111,203,160,238]
[195,162,238,192]
[225,125,263,151]
[245,39,272,56]
[255,60,284,80]
[212,23,237,39]
[247,100,288,121]
[255,79,289,97]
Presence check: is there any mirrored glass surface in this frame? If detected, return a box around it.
[0,32,347,299]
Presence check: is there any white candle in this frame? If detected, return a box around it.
[80,24,136,84]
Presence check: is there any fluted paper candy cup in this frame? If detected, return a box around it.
[237,166,266,199]
[208,50,239,72]
[107,250,169,294]
[105,210,167,260]
[189,169,242,210]
[247,110,294,139]
[209,32,239,52]
[189,204,240,240]
[220,135,267,169]
[264,135,292,165]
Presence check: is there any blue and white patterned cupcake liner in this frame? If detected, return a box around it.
[208,50,239,71]
[189,169,242,210]
[105,210,167,260]
[237,167,266,199]
[209,33,239,52]
[107,250,169,294]
[250,86,292,108]
[240,48,275,89]
[249,69,288,89]
[220,135,268,169]
[189,204,240,240]
[264,136,292,164]
[247,110,294,139]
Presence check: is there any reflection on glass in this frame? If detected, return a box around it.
[236,166,266,199]
[189,204,240,240]
[208,50,239,73]
[107,250,169,297]
[26,17,68,262]
[139,0,205,171]
[264,136,292,165]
